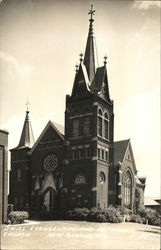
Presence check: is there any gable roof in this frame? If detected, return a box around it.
[94,66,105,91]
[29,120,64,155]
[114,139,129,166]
[114,139,137,174]
[52,121,64,135]
[89,65,111,103]
[136,176,145,187]
[71,62,91,97]
[90,66,106,92]
[144,197,160,206]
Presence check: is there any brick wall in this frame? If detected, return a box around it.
[0,130,8,223]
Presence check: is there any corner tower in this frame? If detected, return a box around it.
[9,107,35,210]
[63,5,115,209]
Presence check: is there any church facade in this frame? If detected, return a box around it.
[9,6,146,215]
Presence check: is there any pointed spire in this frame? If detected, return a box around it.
[18,105,35,149]
[84,5,97,84]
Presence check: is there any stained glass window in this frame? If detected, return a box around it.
[123,171,132,209]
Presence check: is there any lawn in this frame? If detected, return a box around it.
[1,220,160,250]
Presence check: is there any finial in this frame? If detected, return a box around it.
[88,5,95,36]
[79,52,83,62]
[75,63,79,72]
[25,98,30,112]
[88,4,95,20]
[104,55,108,65]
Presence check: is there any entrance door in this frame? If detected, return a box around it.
[43,188,54,211]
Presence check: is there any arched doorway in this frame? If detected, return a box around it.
[43,188,55,211]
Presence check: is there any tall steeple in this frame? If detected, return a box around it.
[84,5,97,85]
[18,103,35,149]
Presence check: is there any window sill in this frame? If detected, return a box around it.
[97,158,109,163]
[98,135,110,142]
[69,134,92,140]
[71,157,91,161]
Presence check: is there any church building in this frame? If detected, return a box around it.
[9,6,146,215]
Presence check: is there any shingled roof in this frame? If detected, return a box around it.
[114,139,129,166]
[144,197,160,206]
[52,121,64,135]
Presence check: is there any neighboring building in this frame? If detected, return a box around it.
[144,197,161,215]
[0,129,9,223]
[9,6,146,215]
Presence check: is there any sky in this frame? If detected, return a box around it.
[0,0,160,197]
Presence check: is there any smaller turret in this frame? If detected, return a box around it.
[17,109,35,149]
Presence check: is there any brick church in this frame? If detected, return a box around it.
[9,6,146,215]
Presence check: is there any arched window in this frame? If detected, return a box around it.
[98,109,103,136]
[99,172,106,184]
[104,113,109,139]
[75,172,86,184]
[73,119,79,137]
[83,117,90,135]
[123,171,132,209]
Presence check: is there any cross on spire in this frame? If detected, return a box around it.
[75,63,79,72]
[88,4,95,20]
[104,55,108,65]
[79,52,83,62]
[25,98,30,112]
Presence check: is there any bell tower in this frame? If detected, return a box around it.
[9,103,35,210]
[63,5,115,209]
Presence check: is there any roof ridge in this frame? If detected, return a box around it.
[114,138,130,143]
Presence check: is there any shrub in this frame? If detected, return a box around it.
[124,214,131,222]
[129,214,142,224]
[9,211,29,224]
[138,208,161,226]
[104,206,124,223]
[68,207,89,221]
[87,207,107,222]
[116,206,132,216]
[116,206,132,222]
[86,206,123,223]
